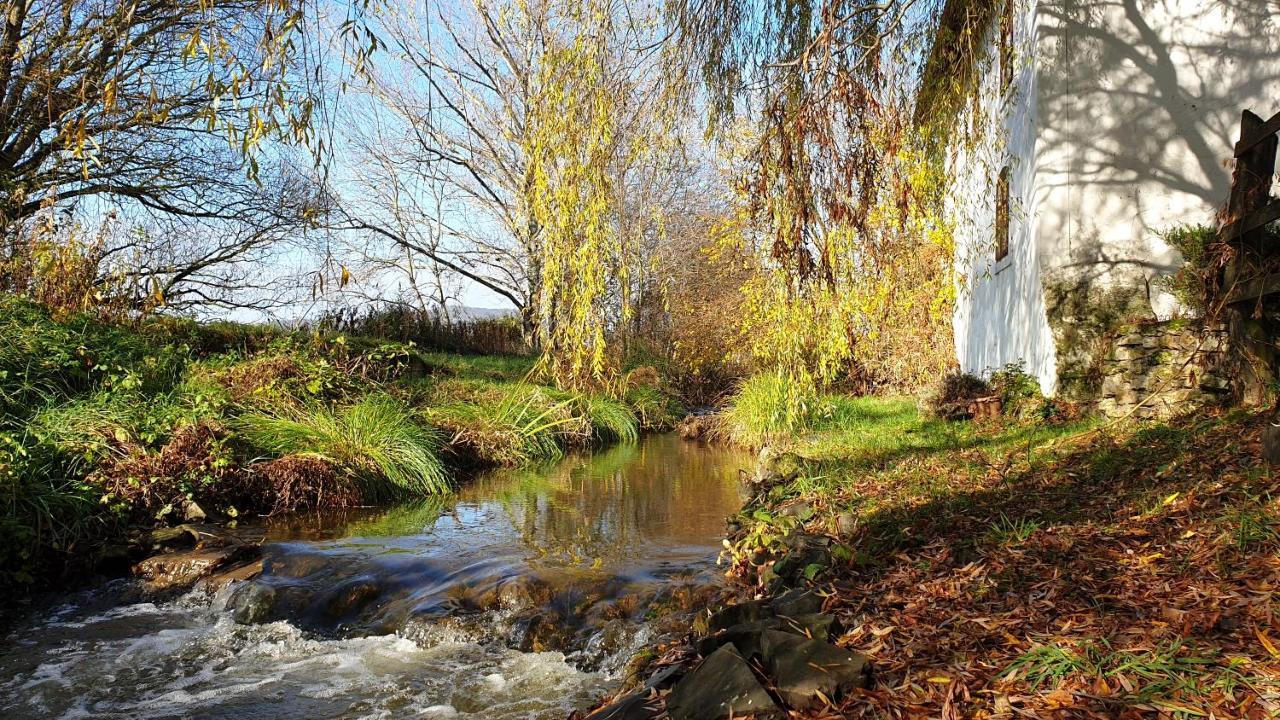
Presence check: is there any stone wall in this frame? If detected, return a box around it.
[1095,322,1232,419]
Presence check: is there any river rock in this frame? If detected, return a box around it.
[754,448,804,487]
[770,545,831,586]
[325,578,383,621]
[228,581,277,624]
[197,557,264,593]
[665,645,781,720]
[642,663,684,690]
[133,543,260,592]
[770,588,823,617]
[515,611,574,653]
[697,618,779,659]
[707,599,769,632]
[584,692,662,720]
[760,629,871,711]
[781,612,840,641]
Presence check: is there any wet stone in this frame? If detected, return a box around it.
[665,645,781,720]
[228,581,277,624]
[132,543,260,593]
[760,629,872,711]
[197,558,264,593]
[325,579,383,620]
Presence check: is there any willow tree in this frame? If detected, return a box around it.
[524,0,643,389]
[525,2,687,391]
[671,0,960,419]
[336,0,683,389]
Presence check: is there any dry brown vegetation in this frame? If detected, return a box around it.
[723,409,1280,718]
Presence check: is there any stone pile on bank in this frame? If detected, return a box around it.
[585,588,871,720]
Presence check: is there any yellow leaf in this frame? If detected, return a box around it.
[1256,627,1280,659]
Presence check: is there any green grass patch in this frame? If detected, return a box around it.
[237,394,450,499]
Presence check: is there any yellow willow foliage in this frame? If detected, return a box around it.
[526,18,618,390]
[728,142,956,424]
[524,0,677,392]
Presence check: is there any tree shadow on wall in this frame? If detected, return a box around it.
[1036,0,1280,267]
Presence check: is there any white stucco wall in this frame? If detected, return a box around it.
[951,0,1280,395]
[950,0,1059,394]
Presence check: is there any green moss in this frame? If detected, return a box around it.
[1043,277,1151,401]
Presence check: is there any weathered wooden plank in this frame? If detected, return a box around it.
[1235,111,1280,157]
[1227,270,1280,304]
[1222,199,1280,242]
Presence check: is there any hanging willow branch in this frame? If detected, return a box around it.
[672,0,965,400]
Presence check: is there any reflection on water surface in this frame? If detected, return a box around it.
[0,434,749,720]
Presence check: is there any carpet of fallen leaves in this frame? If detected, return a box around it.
[738,410,1280,719]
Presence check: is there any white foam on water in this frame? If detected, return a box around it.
[0,592,611,720]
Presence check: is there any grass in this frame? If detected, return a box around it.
[237,394,450,499]
[425,384,574,466]
[986,512,1043,545]
[576,394,640,444]
[722,372,820,447]
[0,294,675,605]
[718,404,1280,718]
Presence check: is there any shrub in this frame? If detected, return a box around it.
[237,394,450,499]
[0,434,112,587]
[1157,223,1218,315]
[624,385,683,431]
[988,363,1044,420]
[0,296,182,422]
[89,421,247,522]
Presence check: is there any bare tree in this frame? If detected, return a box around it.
[328,0,689,345]
[0,0,339,228]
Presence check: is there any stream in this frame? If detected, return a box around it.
[0,434,750,720]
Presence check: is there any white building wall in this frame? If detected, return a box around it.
[951,0,1059,394]
[951,0,1280,395]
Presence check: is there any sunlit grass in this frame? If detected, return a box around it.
[237,394,450,499]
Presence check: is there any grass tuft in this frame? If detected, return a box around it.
[577,394,639,444]
[237,394,450,499]
[723,372,818,447]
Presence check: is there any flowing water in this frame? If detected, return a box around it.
[0,434,749,720]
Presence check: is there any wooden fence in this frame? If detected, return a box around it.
[1223,109,1280,304]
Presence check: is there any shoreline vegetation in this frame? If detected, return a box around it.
[0,295,681,611]
[595,389,1280,718]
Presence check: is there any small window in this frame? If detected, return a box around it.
[1000,0,1015,91]
[996,166,1011,262]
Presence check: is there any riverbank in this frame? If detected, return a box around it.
[593,400,1280,718]
[0,296,682,615]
